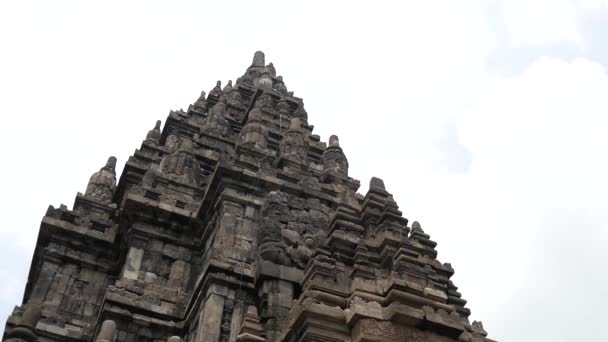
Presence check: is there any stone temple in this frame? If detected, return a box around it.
[3,52,495,342]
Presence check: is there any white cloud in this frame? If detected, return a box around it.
[499,0,583,48]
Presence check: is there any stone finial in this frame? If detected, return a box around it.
[145,120,162,144]
[274,75,288,94]
[239,108,268,150]
[323,134,348,177]
[255,71,273,90]
[252,51,265,67]
[236,306,266,342]
[85,157,117,204]
[4,304,41,342]
[369,177,386,191]
[95,320,116,342]
[167,337,182,342]
[279,118,309,163]
[471,321,488,337]
[194,90,207,112]
[223,80,233,93]
[293,101,308,121]
[411,221,422,232]
[105,156,117,171]
[329,135,339,147]
[209,80,223,99]
[267,62,276,77]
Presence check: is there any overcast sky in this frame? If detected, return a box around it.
[2,1,608,340]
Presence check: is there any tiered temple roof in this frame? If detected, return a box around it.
[3,52,494,342]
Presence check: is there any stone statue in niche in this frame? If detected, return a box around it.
[85,157,117,204]
[279,118,309,164]
[159,138,201,186]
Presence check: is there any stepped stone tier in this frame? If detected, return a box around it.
[3,51,495,342]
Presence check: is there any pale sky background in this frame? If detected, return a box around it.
[1,1,608,341]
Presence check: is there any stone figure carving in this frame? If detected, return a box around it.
[159,138,201,186]
[322,135,349,178]
[258,191,318,268]
[239,108,268,150]
[145,120,162,145]
[279,118,309,164]
[85,157,117,204]
[258,191,291,265]
[164,134,181,152]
